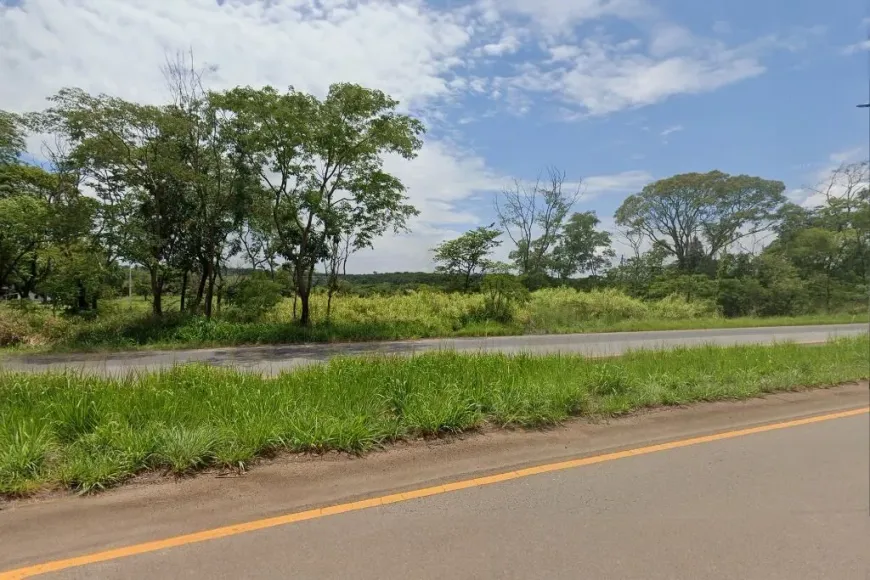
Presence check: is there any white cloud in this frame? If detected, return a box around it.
[477,0,648,35]
[498,31,768,116]
[1,0,473,114]
[648,23,695,57]
[842,39,870,54]
[791,148,868,208]
[353,141,504,272]
[660,124,683,137]
[478,33,522,56]
[0,0,811,271]
[583,169,652,199]
[1,0,505,273]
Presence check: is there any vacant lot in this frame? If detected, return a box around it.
[1,336,866,496]
[1,287,862,351]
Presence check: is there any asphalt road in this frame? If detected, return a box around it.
[1,323,866,375]
[2,385,868,579]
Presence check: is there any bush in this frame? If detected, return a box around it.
[479,274,529,323]
[225,272,283,321]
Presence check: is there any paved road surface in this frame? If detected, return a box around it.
[1,323,866,375]
[1,385,867,579]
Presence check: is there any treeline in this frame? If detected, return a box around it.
[1,55,868,324]
[425,165,869,316]
[0,56,422,324]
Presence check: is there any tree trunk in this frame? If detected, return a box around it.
[193,268,207,310]
[300,290,311,326]
[296,260,312,326]
[204,260,216,319]
[76,281,88,312]
[180,270,188,312]
[150,268,163,316]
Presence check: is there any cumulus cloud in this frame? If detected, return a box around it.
[583,169,652,199]
[0,0,807,271]
[500,35,766,116]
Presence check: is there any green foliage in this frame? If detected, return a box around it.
[479,274,530,322]
[0,111,26,169]
[433,225,502,290]
[214,83,424,325]
[1,337,866,495]
[649,274,717,302]
[0,195,50,291]
[226,272,282,321]
[615,171,786,272]
[548,211,614,280]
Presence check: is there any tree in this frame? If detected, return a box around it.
[162,53,257,317]
[548,211,614,280]
[782,227,845,311]
[615,171,786,272]
[432,225,502,290]
[495,167,579,276]
[0,195,50,293]
[216,83,423,325]
[0,111,25,170]
[34,88,195,315]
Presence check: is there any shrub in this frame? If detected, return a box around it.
[226,272,283,321]
[479,274,530,323]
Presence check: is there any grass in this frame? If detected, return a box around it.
[0,287,865,352]
[1,336,867,496]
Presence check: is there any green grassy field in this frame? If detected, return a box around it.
[1,336,866,496]
[1,287,865,352]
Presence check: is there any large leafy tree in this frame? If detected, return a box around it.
[433,225,502,290]
[215,83,423,325]
[615,171,786,272]
[548,211,614,280]
[0,112,99,301]
[34,89,194,315]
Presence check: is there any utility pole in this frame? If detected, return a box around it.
[859,29,870,492]
[128,264,133,310]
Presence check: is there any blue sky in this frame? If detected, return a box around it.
[1,0,868,270]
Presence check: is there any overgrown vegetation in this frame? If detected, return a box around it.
[1,337,866,496]
[0,287,862,351]
[2,57,869,351]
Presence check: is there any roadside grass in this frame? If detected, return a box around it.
[1,337,867,496]
[0,287,864,352]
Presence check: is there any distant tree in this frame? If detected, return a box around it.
[495,167,579,276]
[548,211,614,280]
[432,225,502,290]
[615,171,786,272]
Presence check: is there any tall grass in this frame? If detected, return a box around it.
[1,337,866,496]
[0,287,864,351]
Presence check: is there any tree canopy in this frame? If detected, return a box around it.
[433,225,502,290]
[615,171,786,272]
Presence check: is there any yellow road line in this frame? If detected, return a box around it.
[2,406,867,579]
